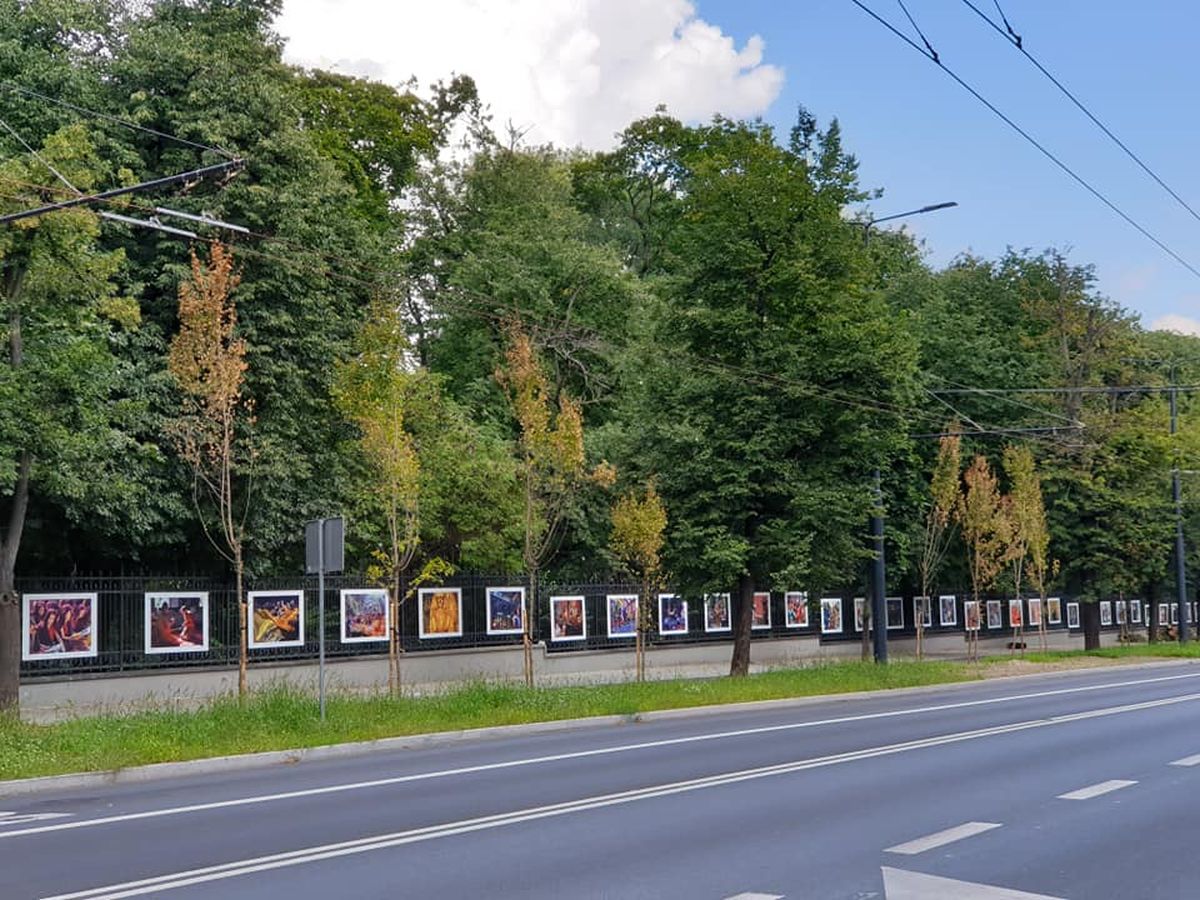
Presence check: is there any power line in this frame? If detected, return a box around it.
[958,0,1200,226]
[847,0,1200,282]
[0,81,236,160]
[929,384,1200,395]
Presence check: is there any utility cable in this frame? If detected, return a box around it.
[848,0,1200,282]
[896,0,939,61]
[958,0,1200,227]
[0,81,236,160]
[0,117,83,195]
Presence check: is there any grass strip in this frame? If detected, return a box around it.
[988,642,1200,664]
[0,660,974,781]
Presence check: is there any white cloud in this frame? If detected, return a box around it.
[275,0,785,149]
[1150,313,1200,336]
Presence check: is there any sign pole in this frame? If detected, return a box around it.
[318,517,326,722]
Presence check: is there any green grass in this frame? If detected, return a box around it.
[986,642,1200,664]
[0,660,976,781]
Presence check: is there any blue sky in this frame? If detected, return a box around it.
[697,0,1200,331]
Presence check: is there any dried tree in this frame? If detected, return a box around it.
[167,243,254,696]
[610,482,667,681]
[917,428,962,659]
[497,320,614,686]
[961,455,1011,661]
[1005,444,1053,651]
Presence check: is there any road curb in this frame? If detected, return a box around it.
[2,657,1195,799]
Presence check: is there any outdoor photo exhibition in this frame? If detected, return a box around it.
[2,1,1200,899]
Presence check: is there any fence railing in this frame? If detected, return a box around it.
[15,574,1164,679]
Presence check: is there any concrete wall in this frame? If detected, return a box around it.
[19,628,1118,723]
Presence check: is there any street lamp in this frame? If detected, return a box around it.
[860,200,958,664]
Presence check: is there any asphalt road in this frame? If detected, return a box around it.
[4,662,1200,899]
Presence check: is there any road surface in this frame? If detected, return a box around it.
[2,661,1199,899]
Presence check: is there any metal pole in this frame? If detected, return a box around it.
[1171,385,1190,643]
[872,469,888,663]
[318,518,327,721]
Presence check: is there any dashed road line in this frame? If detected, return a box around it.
[1169,753,1200,767]
[885,821,1002,855]
[1057,779,1136,800]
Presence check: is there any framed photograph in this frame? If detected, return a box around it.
[1028,598,1042,628]
[23,593,98,661]
[551,595,586,642]
[1009,599,1023,629]
[820,597,843,634]
[486,586,525,636]
[1158,604,1170,627]
[1115,600,1127,625]
[784,591,809,629]
[752,592,772,630]
[248,590,303,648]
[1067,601,1080,629]
[340,588,388,642]
[1129,599,1142,624]
[1100,601,1112,626]
[914,596,932,628]
[1172,603,1179,625]
[885,597,904,630]
[986,599,1003,630]
[607,594,638,639]
[939,595,957,627]
[964,599,981,632]
[658,594,688,635]
[145,592,208,654]
[854,597,866,632]
[1047,597,1063,625]
[704,593,731,633]
[419,587,463,639]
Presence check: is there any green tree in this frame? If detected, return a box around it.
[1005,444,1053,650]
[0,125,144,713]
[613,115,918,676]
[917,428,962,658]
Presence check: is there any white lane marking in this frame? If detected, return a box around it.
[722,894,784,900]
[7,669,1199,841]
[40,692,1200,900]
[1057,779,1136,800]
[0,813,69,826]
[1169,753,1200,767]
[885,821,1001,855]
[882,866,1063,899]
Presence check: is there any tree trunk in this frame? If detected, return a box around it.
[236,551,247,698]
[0,305,29,715]
[1081,600,1101,650]
[729,573,754,677]
[1147,582,1160,644]
[0,566,19,716]
[860,599,871,661]
[524,567,537,687]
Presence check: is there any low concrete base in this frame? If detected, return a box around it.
[19,629,1121,722]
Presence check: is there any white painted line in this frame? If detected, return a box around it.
[1057,779,1137,800]
[885,821,1001,855]
[722,894,783,900]
[6,670,1199,841]
[882,866,1063,899]
[40,693,1200,900]
[1169,753,1200,767]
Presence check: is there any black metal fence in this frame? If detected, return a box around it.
[16,573,1160,679]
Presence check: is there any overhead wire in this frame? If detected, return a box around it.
[958,0,1200,226]
[0,81,237,161]
[847,0,1200,282]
